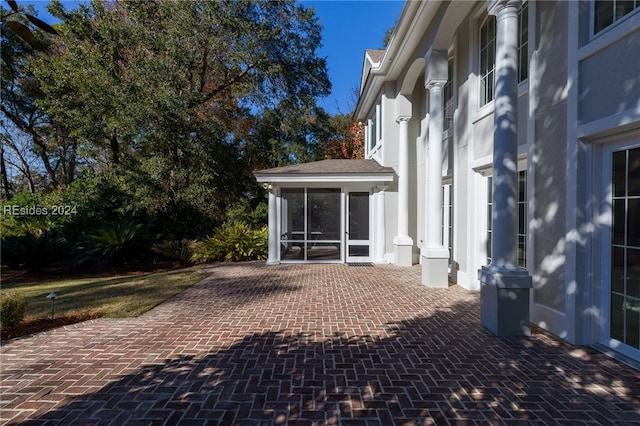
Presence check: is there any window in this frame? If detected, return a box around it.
[280,188,342,261]
[479,3,529,106]
[486,171,527,268]
[486,176,493,263]
[479,15,496,107]
[370,113,377,151]
[594,0,639,34]
[369,103,381,151]
[443,57,454,131]
[518,1,529,82]
[517,170,527,267]
[442,184,454,267]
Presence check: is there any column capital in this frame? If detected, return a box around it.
[488,0,522,16]
[425,80,447,91]
[376,185,388,192]
[396,116,411,124]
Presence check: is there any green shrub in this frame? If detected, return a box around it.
[1,192,57,238]
[191,222,268,263]
[152,239,203,262]
[77,222,146,266]
[225,198,268,229]
[1,292,28,328]
[1,231,68,270]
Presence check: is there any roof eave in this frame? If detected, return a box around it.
[354,0,443,121]
[255,173,395,184]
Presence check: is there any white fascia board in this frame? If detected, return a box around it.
[354,1,442,121]
[255,174,395,184]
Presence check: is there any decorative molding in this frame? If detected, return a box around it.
[488,0,523,16]
[425,80,447,91]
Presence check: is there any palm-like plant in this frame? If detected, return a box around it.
[191,222,268,263]
[77,222,144,266]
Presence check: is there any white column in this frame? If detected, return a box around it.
[375,185,387,263]
[422,80,450,287]
[266,185,280,265]
[479,0,532,336]
[393,116,414,266]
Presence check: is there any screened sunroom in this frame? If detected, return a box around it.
[254,159,395,264]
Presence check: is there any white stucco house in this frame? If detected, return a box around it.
[255,0,640,365]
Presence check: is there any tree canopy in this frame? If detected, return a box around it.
[1,0,363,247]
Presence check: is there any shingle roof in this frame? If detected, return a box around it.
[366,49,386,64]
[254,159,395,176]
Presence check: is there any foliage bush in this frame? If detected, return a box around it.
[191,222,268,263]
[225,197,268,230]
[1,231,68,270]
[152,239,203,262]
[0,192,64,238]
[76,221,146,266]
[0,292,28,328]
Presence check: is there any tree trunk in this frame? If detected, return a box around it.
[110,129,119,166]
[67,138,78,184]
[0,144,12,199]
[32,136,61,189]
[0,105,60,190]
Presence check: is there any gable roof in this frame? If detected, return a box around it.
[254,159,395,184]
[366,49,386,65]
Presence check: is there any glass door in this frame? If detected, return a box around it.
[347,191,371,263]
[601,141,640,361]
[609,146,640,355]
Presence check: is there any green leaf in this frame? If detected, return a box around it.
[25,14,60,36]
[6,21,38,49]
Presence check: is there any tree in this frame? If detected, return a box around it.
[1,2,84,194]
[383,21,396,48]
[1,0,59,50]
[18,0,331,235]
[322,114,364,160]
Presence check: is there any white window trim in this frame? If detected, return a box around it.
[582,4,640,60]
[473,156,529,268]
[590,0,640,40]
[596,136,640,361]
[478,13,496,110]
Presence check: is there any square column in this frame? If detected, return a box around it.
[479,0,532,336]
[266,185,280,265]
[394,116,414,266]
[374,185,388,264]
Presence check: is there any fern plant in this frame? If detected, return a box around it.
[191,222,268,263]
[1,231,67,271]
[77,222,144,265]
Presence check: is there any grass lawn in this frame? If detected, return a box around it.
[1,266,209,339]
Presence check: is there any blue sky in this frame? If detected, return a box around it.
[30,0,405,116]
[301,1,404,114]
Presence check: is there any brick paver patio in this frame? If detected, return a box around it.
[1,262,639,425]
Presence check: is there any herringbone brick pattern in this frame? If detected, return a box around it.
[1,263,639,425]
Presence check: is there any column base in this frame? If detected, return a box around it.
[393,236,414,267]
[266,259,280,265]
[479,266,533,336]
[421,247,449,287]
